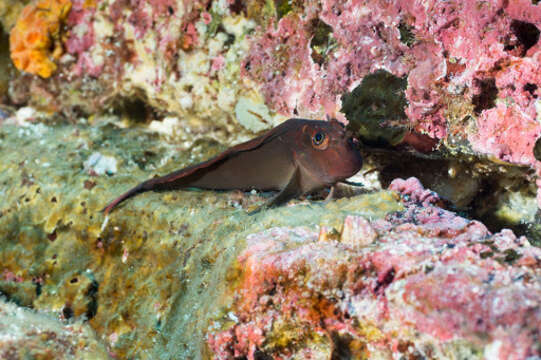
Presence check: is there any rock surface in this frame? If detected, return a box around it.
[209,178,541,359]
[0,119,539,359]
[1,0,541,358]
[1,0,540,238]
[0,298,110,359]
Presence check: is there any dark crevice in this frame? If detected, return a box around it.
[85,280,99,320]
[511,20,540,52]
[341,70,408,147]
[330,332,354,360]
[34,281,42,297]
[229,0,245,14]
[367,148,540,245]
[472,78,498,114]
[524,83,538,98]
[374,268,395,294]
[253,349,273,360]
[0,25,12,105]
[505,20,540,56]
[110,96,157,123]
[274,0,295,19]
[398,20,416,47]
[309,18,334,65]
[62,305,74,319]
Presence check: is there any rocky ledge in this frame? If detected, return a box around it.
[0,119,539,359]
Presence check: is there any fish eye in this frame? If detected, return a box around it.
[311,132,329,150]
[313,132,325,145]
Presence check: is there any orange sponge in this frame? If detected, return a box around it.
[9,0,72,78]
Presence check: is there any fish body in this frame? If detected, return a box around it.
[102,118,362,214]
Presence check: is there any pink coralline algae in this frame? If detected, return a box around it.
[242,0,541,165]
[207,178,541,359]
[472,101,540,165]
[112,0,178,38]
[65,0,100,77]
[242,2,409,119]
[242,15,322,116]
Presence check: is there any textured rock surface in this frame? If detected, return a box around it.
[208,177,541,359]
[3,1,541,147]
[0,118,540,359]
[2,0,540,234]
[0,297,110,359]
[0,117,401,358]
[2,0,541,358]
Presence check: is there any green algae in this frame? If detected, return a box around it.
[341,69,409,147]
[0,118,403,359]
[398,20,416,48]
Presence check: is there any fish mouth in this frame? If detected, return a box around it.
[344,141,364,177]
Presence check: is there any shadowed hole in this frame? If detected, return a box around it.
[524,83,538,98]
[310,18,334,65]
[398,20,416,47]
[229,0,245,14]
[472,78,498,114]
[506,20,540,56]
[62,306,74,319]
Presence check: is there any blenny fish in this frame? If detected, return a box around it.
[102,118,362,214]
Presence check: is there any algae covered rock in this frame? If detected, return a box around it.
[0,297,109,359]
[0,118,540,359]
[208,178,541,359]
[1,0,541,237]
[0,117,401,358]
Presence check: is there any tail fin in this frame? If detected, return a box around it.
[101,182,147,215]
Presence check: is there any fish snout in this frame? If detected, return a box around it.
[347,136,358,148]
[350,138,363,170]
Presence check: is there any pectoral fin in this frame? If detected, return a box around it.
[249,167,302,215]
[323,185,335,203]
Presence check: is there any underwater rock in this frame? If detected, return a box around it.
[3,0,539,226]
[0,298,110,359]
[0,119,402,358]
[1,118,539,358]
[5,0,274,142]
[208,178,541,359]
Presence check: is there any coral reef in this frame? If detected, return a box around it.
[4,0,541,146]
[2,0,541,357]
[9,0,72,78]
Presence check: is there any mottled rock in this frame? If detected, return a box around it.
[208,179,541,359]
[0,118,401,358]
[1,117,540,359]
[340,215,377,248]
[0,298,110,359]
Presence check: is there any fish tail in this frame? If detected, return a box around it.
[101,181,150,215]
[101,168,195,215]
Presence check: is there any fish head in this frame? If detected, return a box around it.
[294,119,363,185]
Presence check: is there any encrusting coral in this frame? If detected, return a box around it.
[9,0,71,78]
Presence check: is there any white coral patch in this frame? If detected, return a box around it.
[149,117,181,137]
[235,96,273,132]
[84,152,117,176]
